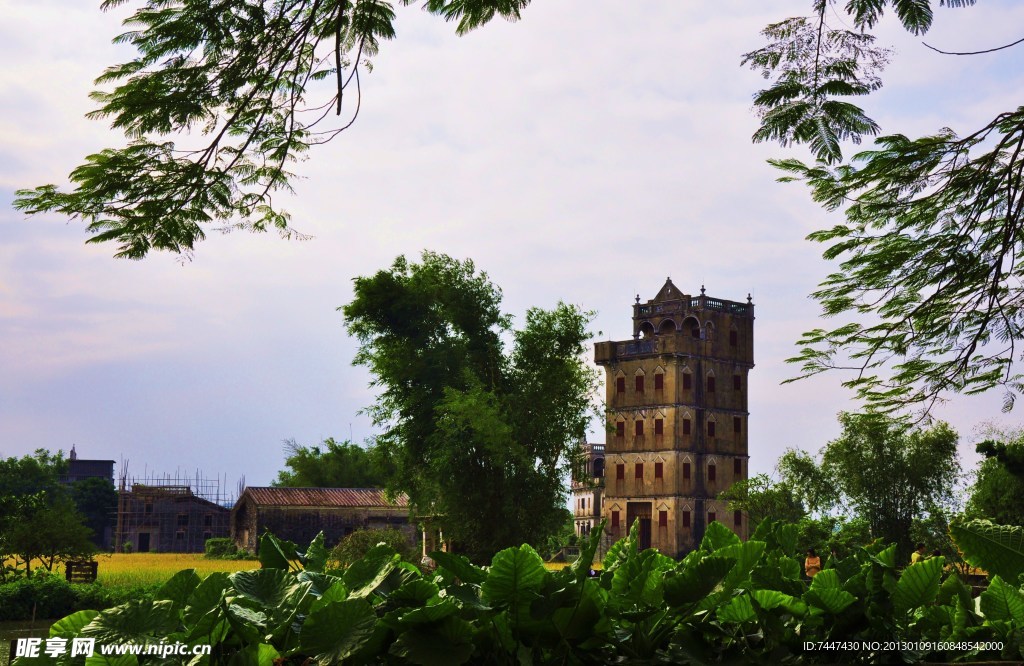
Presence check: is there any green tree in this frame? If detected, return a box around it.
[71,476,118,549]
[7,495,96,574]
[741,1,1024,413]
[14,0,530,258]
[273,437,387,488]
[718,473,806,532]
[0,451,96,575]
[342,252,598,562]
[779,412,961,561]
[966,429,1024,525]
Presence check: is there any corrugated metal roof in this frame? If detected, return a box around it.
[239,487,408,508]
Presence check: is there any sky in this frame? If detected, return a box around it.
[2,0,1023,499]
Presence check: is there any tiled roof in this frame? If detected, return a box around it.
[238,487,408,508]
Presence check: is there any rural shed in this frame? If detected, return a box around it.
[230,487,413,552]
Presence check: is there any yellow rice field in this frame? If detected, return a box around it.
[91,553,260,587]
[7,554,259,588]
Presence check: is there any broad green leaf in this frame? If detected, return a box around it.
[804,586,857,614]
[392,600,459,626]
[950,519,1024,585]
[610,549,673,609]
[50,610,99,638]
[481,544,546,607]
[310,580,350,615]
[752,589,806,615]
[663,555,736,606]
[810,569,842,590]
[570,518,606,581]
[258,533,296,570]
[389,616,475,666]
[297,571,345,599]
[429,551,486,585]
[718,540,767,591]
[717,594,756,623]
[300,599,376,664]
[227,643,280,666]
[700,521,742,552]
[300,532,329,573]
[390,579,440,607]
[979,576,1024,624]
[892,556,943,615]
[229,569,307,611]
[156,568,201,614]
[81,599,177,644]
[344,543,400,598]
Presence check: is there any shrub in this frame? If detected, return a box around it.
[328,527,418,568]
[203,537,256,560]
[0,574,157,621]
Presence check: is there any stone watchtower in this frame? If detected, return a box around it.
[593,279,754,555]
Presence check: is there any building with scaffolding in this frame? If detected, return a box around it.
[114,469,233,553]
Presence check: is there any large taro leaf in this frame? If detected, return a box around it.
[803,571,856,614]
[429,551,486,585]
[344,544,401,599]
[936,570,972,610]
[389,615,475,666]
[717,593,756,624]
[299,598,377,665]
[751,589,806,616]
[700,520,742,552]
[663,554,735,606]
[310,580,350,615]
[980,576,1024,624]
[156,569,201,616]
[551,578,607,641]
[570,518,606,581]
[752,551,803,596]
[389,579,441,608]
[183,572,232,645]
[892,556,943,616]
[226,643,281,666]
[610,549,674,610]
[229,568,310,617]
[81,599,178,645]
[950,519,1024,585]
[258,532,299,570]
[297,571,345,600]
[481,544,546,609]
[717,540,767,592]
[299,532,329,573]
[50,610,99,638]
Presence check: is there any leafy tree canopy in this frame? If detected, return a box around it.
[342,251,598,562]
[966,427,1024,526]
[717,473,807,532]
[13,0,529,259]
[778,412,960,560]
[273,437,388,488]
[743,1,1024,413]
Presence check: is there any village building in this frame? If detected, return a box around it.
[230,487,414,552]
[594,279,754,556]
[114,484,230,553]
[570,442,604,539]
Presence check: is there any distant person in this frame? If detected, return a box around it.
[804,548,822,579]
[911,543,927,564]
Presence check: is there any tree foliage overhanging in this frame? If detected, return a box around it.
[341,251,598,563]
[743,0,1024,413]
[13,0,528,259]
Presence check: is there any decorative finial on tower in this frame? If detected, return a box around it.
[635,294,640,304]
[70,444,77,461]
[747,293,753,304]
[700,285,706,296]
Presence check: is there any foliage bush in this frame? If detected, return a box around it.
[328,528,418,569]
[15,521,1024,664]
[0,574,157,621]
[203,537,255,560]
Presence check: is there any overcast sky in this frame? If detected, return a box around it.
[2,1,1023,499]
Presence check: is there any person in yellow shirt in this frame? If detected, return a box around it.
[804,548,822,579]
[910,543,927,564]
